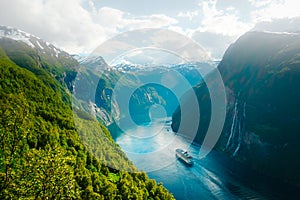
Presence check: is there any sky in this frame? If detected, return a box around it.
[0,0,300,60]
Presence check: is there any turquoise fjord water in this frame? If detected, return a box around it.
[116,119,300,200]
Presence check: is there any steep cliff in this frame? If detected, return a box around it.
[172,31,300,184]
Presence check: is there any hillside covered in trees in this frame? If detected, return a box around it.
[0,36,174,199]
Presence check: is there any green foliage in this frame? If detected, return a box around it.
[109,172,120,183]
[0,93,32,194]
[2,146,78,199]
[0,46,174,199]
[74,115,135,172]
[0,38,76,104]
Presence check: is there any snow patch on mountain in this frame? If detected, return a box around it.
[36,40,44,50]
[0,26,35,48]
[0,26,67,58]
[73,54,108,69]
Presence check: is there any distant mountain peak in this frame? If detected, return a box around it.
[0,25,36,48]
[73,54,108,70]
[0,25,70,59]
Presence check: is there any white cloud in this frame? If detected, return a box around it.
[0,0,108,53]
[123,14,178,30]
[198,0,252,36]
[251,0,300,22]
[248,0,274,8]
[1,0,299,58]
[93,7,124,28]
[252,17,300,33]
[192,31,235,60]
[178,11,199,20]
[0,0,178,54]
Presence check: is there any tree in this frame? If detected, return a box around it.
[0,93,31,195]
[13,145,78,199]
[0,93,77,199]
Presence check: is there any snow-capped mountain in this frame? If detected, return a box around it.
[74,54,108,70]
[108,61,217,75]
[74,53,220,73]
[0,25,80,93]
[0,25,73,60]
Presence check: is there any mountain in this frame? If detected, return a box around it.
[74,54,109,70]
[0,26,77,70]
[0,26,79,103]
[0,26,74,59]
[75,56,213,136]
[172,31,300,184]
[0,26,174,199]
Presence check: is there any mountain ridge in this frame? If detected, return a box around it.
[172,30,300,184]
[0,25,175,199]
[0,25,73,59]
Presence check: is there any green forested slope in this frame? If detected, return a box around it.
[0,47,174,199]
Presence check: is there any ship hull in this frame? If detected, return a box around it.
[175,149,193,166]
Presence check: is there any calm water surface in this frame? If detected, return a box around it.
[116,119,300,200]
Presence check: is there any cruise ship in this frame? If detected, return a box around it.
[175,149,194,166]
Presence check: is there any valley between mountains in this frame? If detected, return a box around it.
[1,25,300,199]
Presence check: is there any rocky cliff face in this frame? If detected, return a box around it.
[172,31,300,184]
